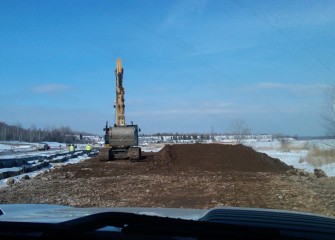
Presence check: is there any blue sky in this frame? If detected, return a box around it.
[1,0,334,136]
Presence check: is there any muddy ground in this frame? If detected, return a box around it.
[1,143,335,217]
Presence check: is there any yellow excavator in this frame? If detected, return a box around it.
[98,58,141,161]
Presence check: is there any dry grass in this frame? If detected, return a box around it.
[300,147,335,167]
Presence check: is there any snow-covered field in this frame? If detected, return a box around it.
[1,137,334,188]
[0,141,99,188]
[0,155,89,188]
[243,138,335,177]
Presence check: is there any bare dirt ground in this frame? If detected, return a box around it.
[1,143,335,217]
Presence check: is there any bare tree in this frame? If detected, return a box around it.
[274,133,291,152]
[15,123,22,140]
[231,119,251,143]
[322,86,335,136]
[29,125,37,142]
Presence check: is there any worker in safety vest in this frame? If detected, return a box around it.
[85,144,91,155]
[69,144,75,152]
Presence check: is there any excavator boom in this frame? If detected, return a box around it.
[115,58,125,127]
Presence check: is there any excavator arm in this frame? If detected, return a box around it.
[115,58,125,127]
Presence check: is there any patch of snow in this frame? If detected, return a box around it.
[0,154,90,189]
[249,139,335,177]
[0,144,13,150]
[0,166,23,174]
[320,163,335,177]
[141,146,163,153]
[260,150,316,173]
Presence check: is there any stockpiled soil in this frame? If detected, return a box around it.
[150,143,291,172]
[1,143,335,217]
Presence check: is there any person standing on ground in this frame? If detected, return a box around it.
[85,144,91,155]
[69,144,75,152]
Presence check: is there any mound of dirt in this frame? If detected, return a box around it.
[151,143,291,173]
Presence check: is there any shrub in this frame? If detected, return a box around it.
[302,147,335,167]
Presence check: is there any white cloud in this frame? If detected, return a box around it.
[32,84,70,93]
[159,0,208,31]
[243,82,330,95]
[237,1,335,29]
[127,101,271,117]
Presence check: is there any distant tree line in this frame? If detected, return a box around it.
[0,121,90,143]
[144,133,215,142]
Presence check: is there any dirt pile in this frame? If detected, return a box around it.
[151,143,291,173]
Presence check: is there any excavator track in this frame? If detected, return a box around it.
[129,147,141,161]
[98,148,110,161]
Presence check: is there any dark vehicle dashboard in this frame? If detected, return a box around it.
[0,205,334,239]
